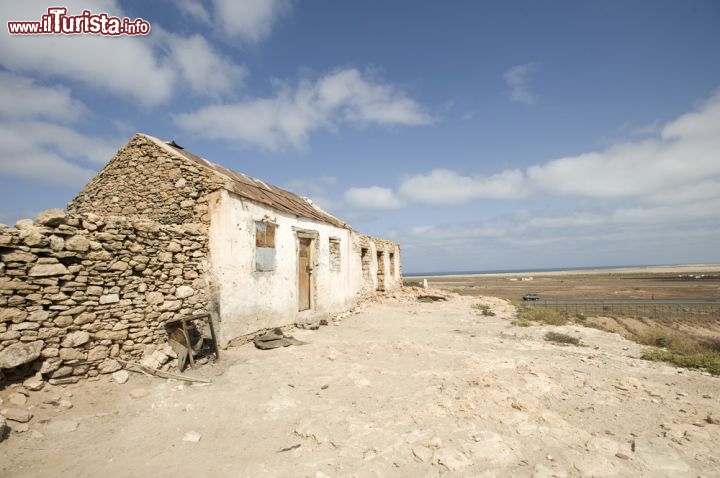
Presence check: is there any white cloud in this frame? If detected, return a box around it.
[345,187,406,210]
[0,121,109,187]
[351,89,720,211]
[398,169,529,205]
[0,73,122,187]
[283,176,339,213]
[661,92,720,141]
[164,33,248,97]
[0,72,85,122]
[0,1,176,107]
[503,62,539,104]
[0,1,249,106]
[174,68,432,151]
[213,0,291,42]
[528,92,720,199]
[284,176,336,196]
[397,196,720,271]
[176,0,211,24]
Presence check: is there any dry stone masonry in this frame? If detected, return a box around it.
[67,134,226,225]
[0,209,209,385]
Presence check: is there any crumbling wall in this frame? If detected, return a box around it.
[67,134,226,225]
[351,234,402,292]
[0,209,210,384]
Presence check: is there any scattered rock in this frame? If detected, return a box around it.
[183,430,202,443]
[8,393,28,406]
[43,396,61,405]
[23,373,45,391]
[433,447,472,471]
[48,376,80,385]
[129,388,147,399]
[97,359,122,374]
[45,420,79,433]
[427,436,442,449]
[112,370,130,384]
[3,408,33,423]
[12,423,30,433]
[0,415,6,442]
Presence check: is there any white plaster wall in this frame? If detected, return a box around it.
[208,190,360,343]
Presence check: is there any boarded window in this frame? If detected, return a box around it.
[255,222,276,271]
[329,237,341,272]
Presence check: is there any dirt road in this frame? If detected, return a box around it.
[2,291,719,477]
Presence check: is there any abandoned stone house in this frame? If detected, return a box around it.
[0,133,401,381]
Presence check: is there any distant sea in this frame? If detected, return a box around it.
[403,264,682,277]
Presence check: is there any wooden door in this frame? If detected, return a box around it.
[298,238,312,311]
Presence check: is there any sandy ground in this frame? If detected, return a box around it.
[2,290,719,477]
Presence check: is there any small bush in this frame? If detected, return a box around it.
[473,304,496,316]
[511,318,532,327]
[544,331,581,346]
[642,348,720,375]
[518,307,567,326]
[582,321,611,332]
[635,331,703,356]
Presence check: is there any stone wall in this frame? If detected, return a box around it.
[68,134,226,225]
[0,209,209,384]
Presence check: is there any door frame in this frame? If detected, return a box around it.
[294,228,318,311]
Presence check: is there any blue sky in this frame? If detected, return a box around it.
[1,1,719,273]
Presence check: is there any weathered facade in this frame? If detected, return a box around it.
[0,133,401,382]
[69,133,402,344]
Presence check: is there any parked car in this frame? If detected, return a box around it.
[522,293,540,301]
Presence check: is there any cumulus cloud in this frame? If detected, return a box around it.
[0,1,249,106]
[0,121,118,187]
[0,73,86,122]
[174,68,432,151]
[283,176,339,213]
[213,0,291,42]
[284,176,336,196]
[176,0,211,24]
[398,169,529,205]
[503,62,539,104]
[0,1,176,106]
[0,73,121,187]
[344,187,406,210]
[164,33,248,97]
[346,89,720,210]
[528,91,720,199]
[398,196,720,271]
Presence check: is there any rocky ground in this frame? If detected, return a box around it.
[1,290,719,477]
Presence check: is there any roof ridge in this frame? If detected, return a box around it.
[137,133,350,230]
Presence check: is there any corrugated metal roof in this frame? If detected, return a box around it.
[143,134,350,229]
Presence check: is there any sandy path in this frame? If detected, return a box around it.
[2,291,719,477]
